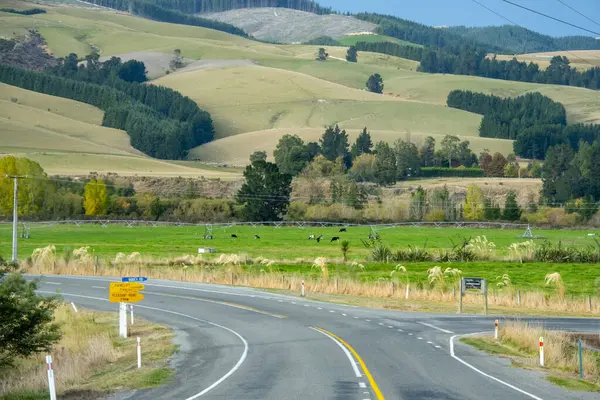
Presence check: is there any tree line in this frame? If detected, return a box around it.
[353,41,423,62]
[447,89,600,159]
[419,50,600,91]
[0,58,214,159]
[445,25,600,54]
[0,7,46,15]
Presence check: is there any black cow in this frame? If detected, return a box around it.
[330,236,340,242]
[254,234,260,239]
[231,234,238,238]
[316,234,324,243]
[339,228,347,232]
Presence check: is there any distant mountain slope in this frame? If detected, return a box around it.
[202,8,375,43]
[446,25,600,54]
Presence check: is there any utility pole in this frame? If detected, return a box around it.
[11,176,18,263]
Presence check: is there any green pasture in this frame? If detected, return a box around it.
[3,224,599,294]
[337,34,423,47]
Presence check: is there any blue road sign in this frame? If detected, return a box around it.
[122,277,148,282]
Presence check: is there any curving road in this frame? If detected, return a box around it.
[33,275,600,400]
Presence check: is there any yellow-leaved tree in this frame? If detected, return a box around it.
[83,179,108,216]
[464,184,484,220]
[0,156,48,217]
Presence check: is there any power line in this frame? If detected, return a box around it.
[555,0,600,30]
[470,0,596,67]
[501,0,600,36]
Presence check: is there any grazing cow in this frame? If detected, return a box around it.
[231,234,238,238]
[254,234,260,239]
[308,234,315,240]
[330,236,340,242]
[316,235,324,243]
[339,228,347,232]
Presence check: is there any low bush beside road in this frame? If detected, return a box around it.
[0,304,176,400]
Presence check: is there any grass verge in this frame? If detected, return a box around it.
[0,304,177,399]
[460,322,600,392]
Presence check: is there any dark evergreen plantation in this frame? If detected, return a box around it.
[447,90,600,159]
[0,58,214,160]
[352,41,423,62]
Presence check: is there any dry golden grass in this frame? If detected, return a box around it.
[467,321,600,386]
[22,256,600,317]
[0,304,176,397]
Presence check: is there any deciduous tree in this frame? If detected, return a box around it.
[83,179,108,216]
[274,135,310,176]
[464,184,484,220]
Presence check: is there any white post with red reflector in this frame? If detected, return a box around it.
[494,319,499,340]
[301,280,305,297]
[46,355,57,400]
[539,336,544,367]
[130,304,134,325]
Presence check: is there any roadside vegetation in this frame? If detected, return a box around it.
[462,321,600,391]
[0,305,176,399]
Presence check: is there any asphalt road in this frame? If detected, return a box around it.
[33,275,600,400]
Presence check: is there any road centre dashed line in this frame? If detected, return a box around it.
[359,382,367,388]
[44,282,61,285]
[92,286,106,289]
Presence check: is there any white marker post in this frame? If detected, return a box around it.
[130,304,134,325]
[494,319,499,340]
[301,280,305,297]
[70,302,78,313]
[137,337,142,368]
[539,336,544,367]
[46,355,57,400]
[119,302,127,338]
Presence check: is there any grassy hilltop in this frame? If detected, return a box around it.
[1,3,600,170]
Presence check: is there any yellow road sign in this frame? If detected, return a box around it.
[109,282,144,303]
[109,292,144,303]
[110,282,144,291]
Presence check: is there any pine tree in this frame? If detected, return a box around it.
[503,191,522,221]
[351,127,373,158]
[366,73,384,94]
[346,45,358,62]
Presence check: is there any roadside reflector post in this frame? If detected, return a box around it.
[482,279,488,316]
[405,283,410,300]
[494,319,499,340]
[391,282,395,296]
[46,355,57,400]
[539,336,544,367]
[588,295,592,312]
[70,302,78,313]
[458,278,464,314]
[517,290,521,306]
[130,304,134,325]
[578,339,583,379]
[301,280,305,297]
[119,302,127,338]
[137,337,142,369]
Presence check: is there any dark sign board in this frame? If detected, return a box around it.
[463,278,484,290]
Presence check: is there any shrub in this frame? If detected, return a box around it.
[507,240,536,263]
[420,167,484,177]
[392,244,432,262]
[465,235,496,260]
[371,244,392,262]
[424,209,446,222]
[312,257,329,280]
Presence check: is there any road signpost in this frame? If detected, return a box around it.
[122,277,148,282]
[458,277,488,315]
[109,281,145,338]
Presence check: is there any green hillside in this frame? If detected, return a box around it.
[337,34,422,47]
[2,4,600,168]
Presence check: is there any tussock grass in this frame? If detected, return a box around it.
[464,321,600,389]
[0,305,176,398]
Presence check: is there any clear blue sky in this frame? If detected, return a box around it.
[319,0,600,37]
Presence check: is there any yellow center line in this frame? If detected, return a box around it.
[144,291,287,319]
[313,326,385,400]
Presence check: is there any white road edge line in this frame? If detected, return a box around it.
[44,282,61,285]
[37,291,249,400]
[309,327,362,378]
[91,286,106,289]
[359,382,367,388]
[450,332,543,400]
[418,321,454,334]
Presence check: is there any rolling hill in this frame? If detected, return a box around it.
[492,50,600,71]
[0,83,241,178]
[1,3,600,169]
